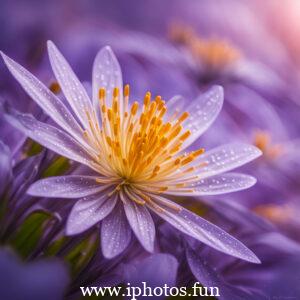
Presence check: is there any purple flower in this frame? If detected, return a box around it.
[1,41,262,262]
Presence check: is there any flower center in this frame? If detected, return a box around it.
[82,85,205,194]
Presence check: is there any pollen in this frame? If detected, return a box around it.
[99,87,106,100]
[49,81,61,94]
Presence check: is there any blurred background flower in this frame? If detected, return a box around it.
[0,0,300,299]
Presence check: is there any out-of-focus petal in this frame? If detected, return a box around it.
[124,253,179,296]
[183,85,224,149]
[122,194,155,253]
[11,152,44,203]
[151,195,260,264]
[186,247,253,300]
[47,41,93,128]
[66,192,117,235]
[27,175,106,198]
[0,249,69,300]
[101,202,131,258]
[92,46,123,115]
[186,246,223,286]
[0,51,85,143]
[0,140,12,195]
[195,143,262,178]
[4,111,95,167]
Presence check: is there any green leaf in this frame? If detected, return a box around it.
[9,210,58,259]
[186,202,208,217]
[0,192,9,222]
[64,230,99,277]
[24,138,43,156]
[44,236,70,256]
[42,156,70,178]
[0,193,10,239]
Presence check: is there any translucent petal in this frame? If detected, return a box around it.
[165,173,257,196]
[186,247,250,299]
[166,95,186,119]
[66,192,117,235]
[195,143,262,178]
[5,111,95,167]
[151,195,260,264]
[27,175,106,198]
[192,173,256,195]
[183,85,224,149]
[92,46,123,115]
[47,41,93,128]
[122,195,155,253]
[101,203,132,259]
[0,52,84,143]
[186,246,223,287]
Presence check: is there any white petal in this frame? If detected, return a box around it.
[193,173,256,195]
[195,143,262,178]
[122,193,155,253]
[66,193,117,235]
[92,46,123,115]
[5,111,95,167]
[47,41,93,128]
[165,173,257,196]
[183,85,224,149]
[0,51,84,144]
[151,195,260,264]
[101,203,132,259]
[27,175,106,198]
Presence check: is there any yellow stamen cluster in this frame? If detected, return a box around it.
[169,23,241,70]
[81,85,205,206]
[253,130,283,160]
